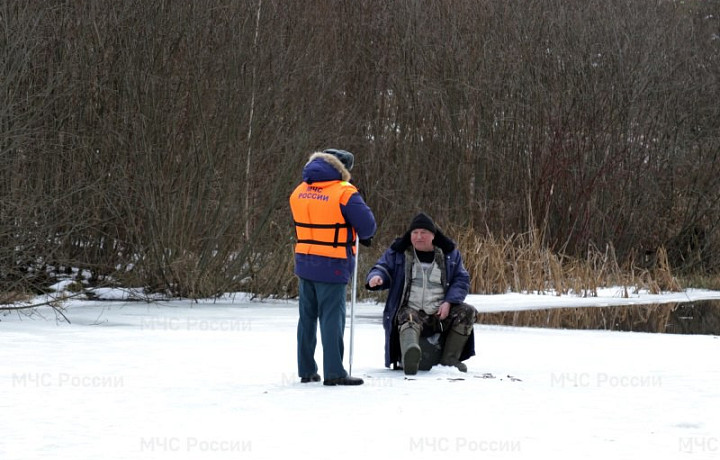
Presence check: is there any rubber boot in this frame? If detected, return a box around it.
[440,330,469,372]
[399,327,421,375]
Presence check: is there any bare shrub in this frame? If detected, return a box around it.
[2,0,718,302]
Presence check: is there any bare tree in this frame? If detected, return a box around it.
[2,0,719,301]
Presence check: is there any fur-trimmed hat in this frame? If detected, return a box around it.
[307,151,352,182]
[409,212,436,234]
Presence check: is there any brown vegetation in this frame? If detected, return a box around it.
[453,228,682,296]
[2,1,719,300]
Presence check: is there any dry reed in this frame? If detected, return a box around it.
[449,227,688,330]
[455,227,683,297]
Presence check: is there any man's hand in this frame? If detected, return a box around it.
[368,275,383,288]
[437,301,451,320]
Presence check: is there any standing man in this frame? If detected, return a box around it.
[290,149,376,386]
[366,212,476,375]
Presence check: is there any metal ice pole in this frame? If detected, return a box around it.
[349,237,360,376]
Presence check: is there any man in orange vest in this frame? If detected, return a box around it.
[290,149,376,386]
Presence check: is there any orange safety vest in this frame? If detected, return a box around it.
[290,180,358,259]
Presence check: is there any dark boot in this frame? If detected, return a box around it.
[300,373,321,383]
[323,376,364,386]
[440,330,469,372]
[400,327,421,375]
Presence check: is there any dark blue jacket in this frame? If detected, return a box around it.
[292,156,376,284]
[365,229,476,368]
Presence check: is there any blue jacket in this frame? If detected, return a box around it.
[365,229,476,368]
[291,155,376,284]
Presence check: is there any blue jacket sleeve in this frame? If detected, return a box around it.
[342,192,376,240]
[365,248,396,291]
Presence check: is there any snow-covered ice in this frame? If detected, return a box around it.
[1,289,719,459]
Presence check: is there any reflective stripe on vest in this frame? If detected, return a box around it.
[290,180,357,259]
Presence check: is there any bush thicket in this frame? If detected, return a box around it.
[2,0,719,300]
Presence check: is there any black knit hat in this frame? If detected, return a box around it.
[409,212,436,234]
[323,148,354,171]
